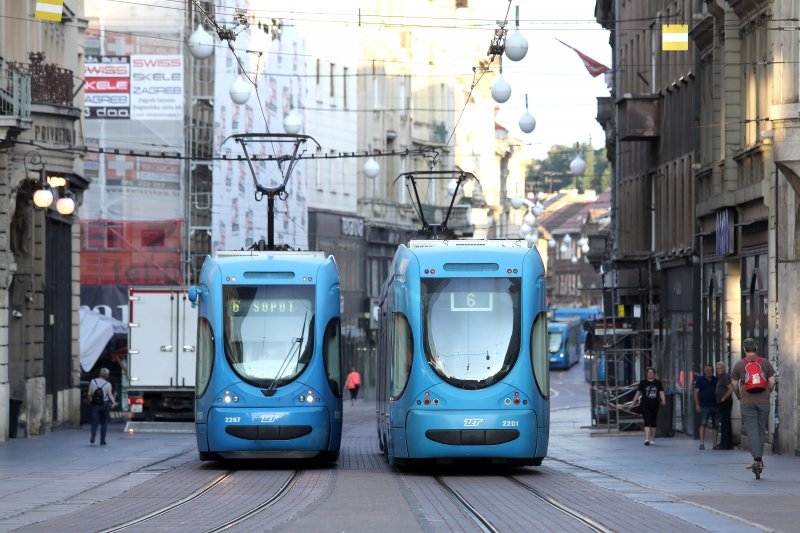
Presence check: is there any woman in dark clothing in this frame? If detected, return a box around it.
[631,367,666,446]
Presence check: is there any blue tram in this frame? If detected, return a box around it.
[376,240,549,467]
[189,250,343,461]
[547,318,582,370]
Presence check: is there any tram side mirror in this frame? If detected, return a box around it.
[188,286,199,306]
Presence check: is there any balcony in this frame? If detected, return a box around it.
[8,52,75,108]
[617,94,660,140]
[0,61,33,139]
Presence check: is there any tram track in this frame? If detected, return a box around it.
[428,473,611,533]
[434,476,499,533]
[100,471,234,532]
[99,468,302,533]
[507,476,612,533]
[206,469,301,532]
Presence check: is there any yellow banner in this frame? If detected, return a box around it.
[662,24,688,51]
[35,0,64,22]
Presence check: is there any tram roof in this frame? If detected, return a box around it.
[215,250,326,260]
[408,239,528,249]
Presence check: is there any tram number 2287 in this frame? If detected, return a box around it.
[502,420,519,427]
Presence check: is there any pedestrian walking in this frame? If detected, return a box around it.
[631,367,665,446]
[694,364,719,450]
[344,367,362,406]
[731,338,776,472]
[714,361,734,450]
[87,368,117,445]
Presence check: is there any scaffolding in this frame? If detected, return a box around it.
[589,259,657,433]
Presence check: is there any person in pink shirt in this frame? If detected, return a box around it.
[344,368,362,406]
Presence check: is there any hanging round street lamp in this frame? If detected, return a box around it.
[230,75,251,105]
[188,25,215,60]
[491,58,511,104]
[504,6,528,62]
[519,94,536,134]
[283,108,302,134]
[363,157,380,178]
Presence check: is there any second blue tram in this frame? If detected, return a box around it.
[547,319,582,370]
[376,240,549,467]
[190,250,343,461]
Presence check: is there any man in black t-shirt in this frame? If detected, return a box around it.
[694,365,718,450]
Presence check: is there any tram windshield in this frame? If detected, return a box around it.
[422,277,520,389]
[223,285,314,388]
[548,332,564,353]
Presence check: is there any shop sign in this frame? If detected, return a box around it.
[715,208,732,256]
[341,216,364,238]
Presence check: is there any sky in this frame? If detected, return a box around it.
[490,0,612,159]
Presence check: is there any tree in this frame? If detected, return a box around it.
[526,143,610,194]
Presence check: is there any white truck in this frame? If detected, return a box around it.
[127,287,197,421]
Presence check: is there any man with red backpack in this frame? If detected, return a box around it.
[731,338,776,472]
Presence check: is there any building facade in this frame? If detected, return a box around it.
[0,1,87,440]
[597,0,800,453]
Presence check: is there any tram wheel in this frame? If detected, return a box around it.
[318,451,339,463]
[198,452,214,461]
[532,457,544,466]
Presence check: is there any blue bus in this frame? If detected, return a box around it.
[547,318,582,370]
[376,239,549,468]
[190,250,343,461]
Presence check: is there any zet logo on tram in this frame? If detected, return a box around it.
[463,418,484,427]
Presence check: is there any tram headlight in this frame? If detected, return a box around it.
[223,390,232,403]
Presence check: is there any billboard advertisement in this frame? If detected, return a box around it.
[82,0,185,289]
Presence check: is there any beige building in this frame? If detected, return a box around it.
[0,1,87,440]
[596,0,800,453]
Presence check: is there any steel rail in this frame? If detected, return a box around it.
[206,470,301,532]
[434,476,499,533]
[508,477,613,533]
[100,471,234,532]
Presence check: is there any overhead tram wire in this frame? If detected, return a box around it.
[5,9,797,35]
[104,0,800,29]
[7,137,441,164]
[431,0,512,168]
[4,14,797,70]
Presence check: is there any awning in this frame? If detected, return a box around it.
[79,307,126,372]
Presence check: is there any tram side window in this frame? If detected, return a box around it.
[324,318,343,397]
[531,312,549,398]
[391,313,413,399]
[196,317,215,399]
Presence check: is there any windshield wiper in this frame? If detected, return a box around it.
[263,311,308,397]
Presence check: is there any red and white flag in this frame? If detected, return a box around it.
[556,39,609,78]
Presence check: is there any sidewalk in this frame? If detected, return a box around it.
[549,405,799,532]
[0,422,196,531]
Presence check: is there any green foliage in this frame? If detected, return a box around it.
[525,143,611,194]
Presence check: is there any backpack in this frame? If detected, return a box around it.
[743,357,767,393]
[91,380,105,405]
